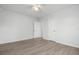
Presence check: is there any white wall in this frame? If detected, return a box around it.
[0,8,33,44]
[42,5,79,48]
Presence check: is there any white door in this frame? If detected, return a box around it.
[34,21,41,38]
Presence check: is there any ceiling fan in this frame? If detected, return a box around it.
[32,4,41,11]
[26,4,43,12]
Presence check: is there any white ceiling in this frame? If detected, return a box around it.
[0,4,74,19]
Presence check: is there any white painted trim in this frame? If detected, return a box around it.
[44,39,79,48]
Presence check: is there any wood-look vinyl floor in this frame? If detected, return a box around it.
[0,38,79,55]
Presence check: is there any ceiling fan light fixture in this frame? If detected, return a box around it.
[32,4,41,11]
[32,7,39,11]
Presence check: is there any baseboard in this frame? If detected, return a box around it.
[43,39,79,48]
[1,37,79,48]
[0,37,42,45]
[54,40,79,48]
[33,37,42,39]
